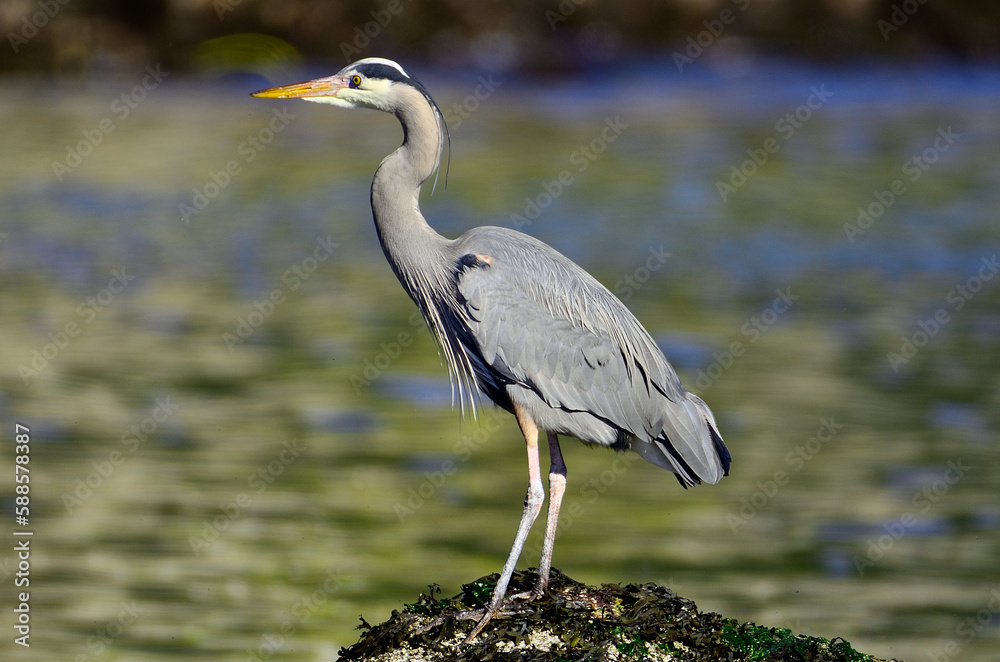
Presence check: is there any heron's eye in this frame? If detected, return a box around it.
[350,75,362,88]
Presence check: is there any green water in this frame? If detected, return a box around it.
[1,65,998,661]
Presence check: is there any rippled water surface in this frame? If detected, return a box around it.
[1,62,999,661]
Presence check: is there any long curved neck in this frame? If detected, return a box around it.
[367,82,479,414]
[370,86,451,303]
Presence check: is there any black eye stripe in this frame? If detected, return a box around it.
[352,63,412,84]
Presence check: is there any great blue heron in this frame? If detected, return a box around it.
[252,57,731,640]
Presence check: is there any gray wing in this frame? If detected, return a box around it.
[453,227,729,485]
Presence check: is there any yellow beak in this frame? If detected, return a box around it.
[251,75,350,99]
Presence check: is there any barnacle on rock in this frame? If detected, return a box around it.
[338,569,902,662]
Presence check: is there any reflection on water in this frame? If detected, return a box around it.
[1,62,998,661]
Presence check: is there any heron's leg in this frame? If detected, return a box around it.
[467,403,544,642]
[532,432,566,599]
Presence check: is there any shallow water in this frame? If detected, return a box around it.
[1,61,999,661]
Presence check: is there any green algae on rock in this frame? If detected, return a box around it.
[338,569,902,661]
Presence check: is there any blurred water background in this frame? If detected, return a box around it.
[1,32,999,662]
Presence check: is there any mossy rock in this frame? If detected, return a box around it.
[339,569,901,661]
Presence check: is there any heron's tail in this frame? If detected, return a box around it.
[686,392,731,479]
[630,392,731,487]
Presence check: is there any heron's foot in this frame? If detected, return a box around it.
[410,606,506,637]
[415,580,551,642]
[462,590,535,643]
[506,588,534,603]
[530,577,549,601]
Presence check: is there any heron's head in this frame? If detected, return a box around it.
[252,57,450,188]
[252,57,433,113]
